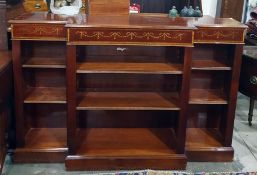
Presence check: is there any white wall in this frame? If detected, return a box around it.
[202,0,218,17]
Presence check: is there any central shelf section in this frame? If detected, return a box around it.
[77,62,183,74]
[77,92,180,110]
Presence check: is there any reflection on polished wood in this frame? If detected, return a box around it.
[24,87,66,104]
[189,89,228,104]
[186,128,233,161]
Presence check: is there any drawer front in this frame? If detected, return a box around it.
[68,28,193,46]
[12,24,66,40]
[195,28,245,44]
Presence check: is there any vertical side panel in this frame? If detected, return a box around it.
[176,47,192,153]
[12,40,25,147]
[66,45,77,154]
[224,44,243,146]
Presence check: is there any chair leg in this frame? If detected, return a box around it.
[248,97,255,126]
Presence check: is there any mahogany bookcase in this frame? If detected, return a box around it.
[9,12,246,170]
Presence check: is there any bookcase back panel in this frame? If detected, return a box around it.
[187,105,225,128]
[24,69,66,88]
[21,41,66,59]
[190,71,227,90]
[192,44,231,61]
[77,111,177,128]
[77,74,180,92]
[24,104,66,128]
[78,46,181,63]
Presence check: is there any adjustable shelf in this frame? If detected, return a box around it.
[77,92,180,111]
[22,57,66,69]
[77,62,183,74]
[24,87,66,104]
[189,89,228,105]
[191,59,231,71]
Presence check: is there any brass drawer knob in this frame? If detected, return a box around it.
[250,76,257,85]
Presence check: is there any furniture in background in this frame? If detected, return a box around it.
[0,51,12,174]
[239,46,257,126]
[9,12,246,170]
[220,0,244,21]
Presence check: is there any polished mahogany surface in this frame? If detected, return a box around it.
[0,51,11,72]
[66,14,196,30]
[9,12,68,23]
[9,12,246,170]
[192,15,246,28]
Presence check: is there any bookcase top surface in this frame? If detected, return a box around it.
[9,12,246,29]
[66,13,196,30]
[192,15,247,28]
[9,12,69,24]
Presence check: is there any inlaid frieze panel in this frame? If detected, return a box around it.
[68,28,193,46]
[194,28,245,44]
[12,24,66,40]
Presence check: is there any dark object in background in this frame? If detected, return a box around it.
[246,7,257,40]
[46,0,51,12]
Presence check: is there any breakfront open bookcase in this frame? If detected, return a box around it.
[9,0,246,170]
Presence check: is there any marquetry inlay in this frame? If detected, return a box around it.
[194,29,244,44]
[12,24,66,40]
[68,28,193,46]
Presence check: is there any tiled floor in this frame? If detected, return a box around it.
[2,93,257,174]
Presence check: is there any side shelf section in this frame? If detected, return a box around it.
[11,26,68,162]
[186,42,244,161]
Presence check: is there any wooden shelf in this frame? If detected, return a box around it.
[13,128,67,163]
[65,128,186,170]
[192,59,231,71]
[77,62,183,74]
[24,87,66,104]
[186,128,233,161]
[77,92,180,110]
[77,128,176,156]
[189,89,228,104]
[186,128,222,149]
[22,57,66,69]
